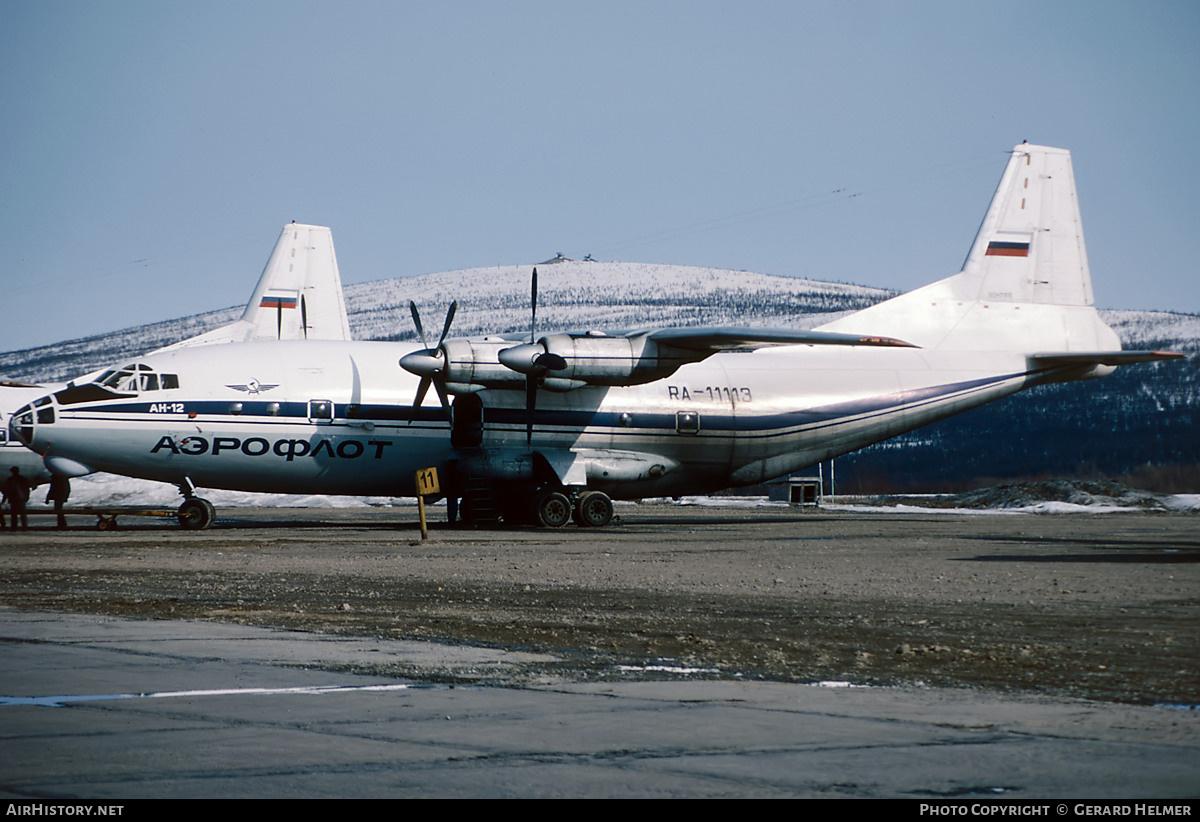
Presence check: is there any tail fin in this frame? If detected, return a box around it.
[159,223,353,351]
[818,143,1120,353]
[959,142,1092,306]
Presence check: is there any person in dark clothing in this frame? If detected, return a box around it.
[46,473,70,529]
[2,466,32,531]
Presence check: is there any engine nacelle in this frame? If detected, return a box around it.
[404,332,708,396]
[436,338,528,390]
[500,333,702,390]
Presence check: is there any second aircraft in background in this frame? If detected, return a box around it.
[0,222,354,485]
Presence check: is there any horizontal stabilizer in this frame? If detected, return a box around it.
[1030,350,1185,368]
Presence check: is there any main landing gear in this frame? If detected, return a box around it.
[532,488,613,528]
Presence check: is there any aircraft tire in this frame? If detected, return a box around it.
[534,491,571,528]
[574,491,613,527]
[178,498,215,530]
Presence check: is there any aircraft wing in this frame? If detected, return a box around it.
[156,223,352,352]
[1030,350,1185,368]
[642,326,918,352]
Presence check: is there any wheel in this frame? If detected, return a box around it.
[534,491,571,528]
[178,498,215,530]
[97,516,117,531]
[574,490,613,527]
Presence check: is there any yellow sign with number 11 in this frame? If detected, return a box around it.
[415,466,440,496]
[415,467,440,540]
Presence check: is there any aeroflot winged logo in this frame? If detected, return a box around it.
[225,379,280,395]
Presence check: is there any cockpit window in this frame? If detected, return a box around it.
[99,366,140,391]
[95,363,178,393]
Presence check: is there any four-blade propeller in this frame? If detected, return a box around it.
[398,300,457,423]
[509,268,567,444]
[399,269,566,444]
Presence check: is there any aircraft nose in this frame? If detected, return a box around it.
[9,403,36,447]
[9,396,56,450]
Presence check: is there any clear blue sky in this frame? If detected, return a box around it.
[2,0,1197,354]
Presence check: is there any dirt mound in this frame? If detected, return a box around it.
[863,480,1170,510]
[950,480,1166,510]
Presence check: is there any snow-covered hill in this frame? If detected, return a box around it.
[350,261,889,342]
[0,261,889,383]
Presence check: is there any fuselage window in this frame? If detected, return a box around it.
[675,410,701,435]
[309,400,333,421]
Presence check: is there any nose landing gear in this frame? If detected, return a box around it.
[177,497,215,530]
[176,478,215,530]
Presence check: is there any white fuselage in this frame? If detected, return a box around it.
[17,338,1035,499]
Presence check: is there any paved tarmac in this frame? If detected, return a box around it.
[2,607,1198,799]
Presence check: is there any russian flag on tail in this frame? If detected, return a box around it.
[985,240,1030,257]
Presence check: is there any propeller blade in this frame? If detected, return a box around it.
[409,301,428,348]
[408,376,432,424]
[433,380,452,422]
[438,301,457,348]
[530,267,538,344]
[523,268,547,445]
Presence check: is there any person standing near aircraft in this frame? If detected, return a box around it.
[2,466,31,531]
[45,473,69,529]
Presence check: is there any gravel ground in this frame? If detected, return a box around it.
[0,503,1196,705]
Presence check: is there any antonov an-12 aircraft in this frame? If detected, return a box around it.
[11,144,1182,529]
[0,222,352,485]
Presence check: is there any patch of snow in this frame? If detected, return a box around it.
[65,473,411,509]
[616,664,723,676]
